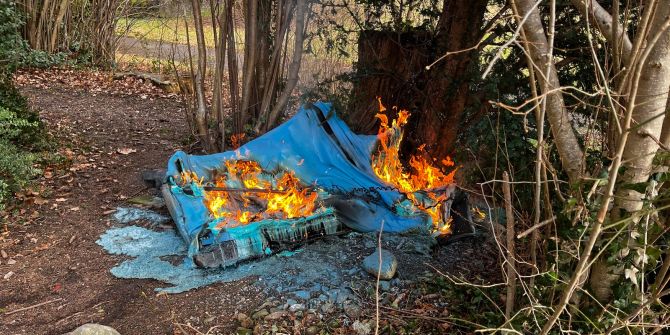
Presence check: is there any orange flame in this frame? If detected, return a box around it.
[370,98,457,233]
[180,160,319,229]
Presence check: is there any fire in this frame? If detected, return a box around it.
[370,97,457,233]
[180,160,319,229]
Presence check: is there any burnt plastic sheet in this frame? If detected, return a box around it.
[163,102,441,265]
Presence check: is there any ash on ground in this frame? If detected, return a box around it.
[100,206,498,334]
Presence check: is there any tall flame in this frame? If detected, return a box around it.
[370,98,457,233]
[180,160,319,229]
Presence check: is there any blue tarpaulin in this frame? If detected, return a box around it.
[162,102,453,267]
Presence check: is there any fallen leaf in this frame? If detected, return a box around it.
[116,148,137,155]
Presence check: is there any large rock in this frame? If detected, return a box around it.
[68,324,120,335]
[362,248,397,280]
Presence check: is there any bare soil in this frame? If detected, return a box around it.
[0,74,267,335]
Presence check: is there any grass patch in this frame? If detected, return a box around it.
[117,16,244,49]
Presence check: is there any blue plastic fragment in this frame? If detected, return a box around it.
[112,207,170,226]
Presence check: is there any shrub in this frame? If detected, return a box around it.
[0,0,48,211]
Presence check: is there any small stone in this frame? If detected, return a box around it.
[336,289,352,304]
[293,290,310,300]
[68,323,120,335]
[318,294,328,301]
[3,271,14,280]
[6,259,16,265]
[264,311,288,320]
[390,278,401,287]
[379,280,390,291]
[288,303,305,312]
[320,302,334,314]
[236,327,253,335]
[0,250,7,259]
[236,312,249,322]
[236,313,253,328]
[343,303,362,319]
[306,326,319,335]
[252,309,269,320]
[362,248,397,280]
[286,299,297,306]
[352,320,371,335]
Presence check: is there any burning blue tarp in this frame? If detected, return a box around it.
[163,102,463,267]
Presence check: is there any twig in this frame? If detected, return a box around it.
[4,298,63,316]
[639,128,670,152]
[375,219,384,335]
[503,172,517,320]
[517,216,556,239]
[482,0,542,79]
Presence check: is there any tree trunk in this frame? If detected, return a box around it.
[347,0,488,161]
[239,0,258,133]
[514,0,585,186]
[613,4,670,217]
[588,2,670,303]
[260,0,307,133]
[190,0,211,151]
[347,30,432,135]
[410,0,488,160]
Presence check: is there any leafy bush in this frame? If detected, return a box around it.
[0,0,48,211]
[0,91,40,210]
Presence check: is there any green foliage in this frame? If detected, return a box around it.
[0,83,42,211]
[0,0,50,211]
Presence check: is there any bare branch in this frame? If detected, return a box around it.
[570,0,633,63]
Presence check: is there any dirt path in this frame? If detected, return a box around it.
[0,77,265,334]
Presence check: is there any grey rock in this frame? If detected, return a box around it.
[318,294,328,301]
[362,248,397,280]
[390,278,401,287]
[352,320,371,335]
[335,289,352,304]
[286,299,297,306]
[288,303,305,312]
[320,302,335,314]
[379,280,391,291]
[68,324,120,335]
